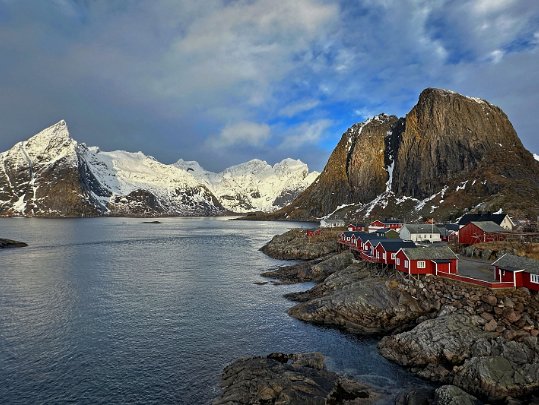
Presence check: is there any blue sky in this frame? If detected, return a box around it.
[0,0,538,171]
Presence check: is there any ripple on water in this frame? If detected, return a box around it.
[0,217,429,404]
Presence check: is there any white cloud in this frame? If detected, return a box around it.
[213,121,271,147]
[279,99,320,117]
[279,119,333,150]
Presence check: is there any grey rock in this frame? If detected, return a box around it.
[213,353,385,404]
[262,251,353,283]
[434,385,480,405]
[0,238,27,248]
[260,228,339,260]
[288,263,435,334]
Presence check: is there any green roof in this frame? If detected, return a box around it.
[492,254,539,275]
[401,246,458,260]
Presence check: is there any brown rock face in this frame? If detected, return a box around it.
[267,88,539,221]
[392,88,531,199]
[270,114,398,219]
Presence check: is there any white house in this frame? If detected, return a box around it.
[320,218,345,228]
[399,224,442,243]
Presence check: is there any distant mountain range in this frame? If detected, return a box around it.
[264,88,539,222]
[0,121,318,217]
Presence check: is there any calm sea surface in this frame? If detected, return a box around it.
[0,217,427,404]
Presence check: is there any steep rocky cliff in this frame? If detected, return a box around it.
[269,88,539,221]
[265,114,399,219]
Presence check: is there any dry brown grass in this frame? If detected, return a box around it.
[474,241,539,260]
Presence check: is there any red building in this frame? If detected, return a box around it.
[347,223,367,232]
[338,231,371,250]
[458,221,506,245]
[369,219,403,231]
[306,229,321,238]
[374,240,417,266]
[394,247,458,275]
[492,254,539,291]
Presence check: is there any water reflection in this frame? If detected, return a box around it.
[0,218,429,404]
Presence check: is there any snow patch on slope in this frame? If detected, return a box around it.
[175,158,319,213]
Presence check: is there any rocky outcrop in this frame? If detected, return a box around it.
[264,114,399,220]
[0,238,27,248]
[392,88,524,198]
[453,337,539,401]
[265,88,539,222]
[379,312,539,402]
[259,228,340,260]
[274,250,539,402]
[434,385,480,405]
[378,311,495,381]
[287,263,437,334]
[213,352,385,404]
[262,251,353,283]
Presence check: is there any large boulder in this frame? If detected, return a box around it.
[287,264,436,334]
[262,251,354,283]
[260,228,339,260]
[213,353,384,404]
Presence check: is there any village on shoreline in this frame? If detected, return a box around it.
[214,214,539,404]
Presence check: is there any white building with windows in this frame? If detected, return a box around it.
[399,224,442,243]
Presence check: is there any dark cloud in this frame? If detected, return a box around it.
[0,0,537,172]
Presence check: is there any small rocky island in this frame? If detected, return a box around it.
[0,238,27,248]
[215,229,539,404]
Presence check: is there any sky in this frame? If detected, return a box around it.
[0,0,538,172]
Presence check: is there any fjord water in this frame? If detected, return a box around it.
[1,218,423,404]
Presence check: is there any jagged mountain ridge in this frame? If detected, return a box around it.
[174,158,319,213]
[268,88,539,221]
[0,121,318,217]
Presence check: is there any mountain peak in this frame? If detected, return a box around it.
[27,119,72,145]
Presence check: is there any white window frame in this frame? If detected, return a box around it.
[417,261,426,269]
[396,258,400,265]
[391,253,396,259]
[404,260,409,269]
[531,274,539,284]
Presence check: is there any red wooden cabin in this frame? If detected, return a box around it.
[369,219,403,232]
[374,240,417,266]
[458,221,506,245]
[492,254,539,291]
[394,247,458,275]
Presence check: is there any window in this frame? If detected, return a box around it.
[391,253,396,259]
[396,258,400,265]
[404,260,409,268]
[383,253,386,260]
[531,274,539,284]
[417,261,426,269]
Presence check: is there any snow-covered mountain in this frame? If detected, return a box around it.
[0,121,318,217]
[175,158,319,213]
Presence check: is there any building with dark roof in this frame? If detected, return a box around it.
[458,213,514,230]
[395,246,458,275]
[457,221,507,245]
[492,254,539,291]
[374,240,417,265]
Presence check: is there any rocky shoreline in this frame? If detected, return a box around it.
[213,352,386,404]
[0,238,27,248]
[259,228,340,260]
[215,230,539,404]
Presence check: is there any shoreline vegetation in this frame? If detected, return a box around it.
[214,228,539,404]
